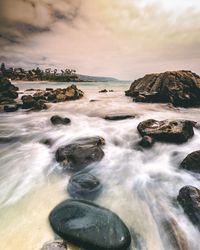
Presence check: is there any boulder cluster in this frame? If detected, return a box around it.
[0,77,19,112]
[125,70,200,107]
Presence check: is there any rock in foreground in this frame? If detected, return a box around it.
[177,186,200,229]
[0,77,18,105]
[125,70,200,107]
[56,136,105,171]
[49,199,131,250]
[67,172,102,200]
[137,119,194,143]
[180,151,200,172]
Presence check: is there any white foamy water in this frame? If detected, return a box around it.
[0,81,200,250]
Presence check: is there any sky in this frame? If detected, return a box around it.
[0,0,200,80]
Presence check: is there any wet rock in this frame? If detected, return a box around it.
[46,88,53,91]
[138,136,154,148]
[137,119,194,143]
[56,93,66,102]
[50,115,71,125]
[21,95,36,109]
[109,90,114,92]
[4,104,18,112]
[104,114,135,121]
[32,99,48,110]
[180,151,200,172]
[125,70,200,107]
[55,136,105,171]
[40,240,67,250]
[0,77,18,106]
[177,186,200,229]
[26,88,35,91]
[67,172,102,200]
[49,199,131,250]
[99,89,108,93]
[33,91,46,101]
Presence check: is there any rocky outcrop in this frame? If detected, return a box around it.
[177,186,200,229]
[55,136,105,171]
[125,70,200,107]
[104,114,135,121]
[180,151,200,172]
[0,77,18,105]
[49,199,131,250]
[137,119,194,143]
[50,115,71,125]
[67,172,102,200]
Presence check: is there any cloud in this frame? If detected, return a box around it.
[0,0,200,79]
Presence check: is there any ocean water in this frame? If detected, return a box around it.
[0,81,200,250]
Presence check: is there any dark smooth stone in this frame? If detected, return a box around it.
[49,199,131,250]
[56,136,105,171]
[67,172,102,200]
[180,150,200,172]
[138,136,154,148]
[177,186,200,229]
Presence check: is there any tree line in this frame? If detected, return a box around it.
[0,63,79,81]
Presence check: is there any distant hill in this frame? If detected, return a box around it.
[77,74,120,82]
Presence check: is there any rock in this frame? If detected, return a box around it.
[33,92,46,101]
[40,240,67,250]
[109,90,114,92]
[26,88,35,91]
[125,70,200,107]
[180,151,200,172]
[104,114,135,121]
[32,99,48,110]
[89,99,99,102]
[55,136,105,171]
[4,104,18,112]
[177,186,200,229]
[67,172,102,200]
[65,84,84,100]
[138,136,154,148]
[56,94,66,102]
[0,77,18,106]
[137,119,194,143]
[50,115,71,125]
[21,95,36,109]
[49,199,131,250]
[99,89,108,93]
[46,88,53,91]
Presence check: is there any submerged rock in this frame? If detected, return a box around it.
[99,89,108,93]
[67,172,102,200]
[104,114,135,121]
[40,240,67,250]
[50,115,71,125]
[177,186,200,229]
[55,136,105,171]
[49,199,131,250]
[137,119,194,143]
[4,104,18,112]
[125,70,200,107]
[180,151,200,172]
[138,136,155,148]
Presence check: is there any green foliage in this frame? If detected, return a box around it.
[0,63,79,82]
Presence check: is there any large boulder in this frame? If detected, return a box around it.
[137,119,194,143]
[49,199,131,250]
[125,70,200,107]
[67,172,102,200]
[0,77,18,105]
[177,186,200,229]
[180,151,200,172]
[55,136,105,171]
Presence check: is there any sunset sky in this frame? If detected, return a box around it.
[0,0,200,80]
